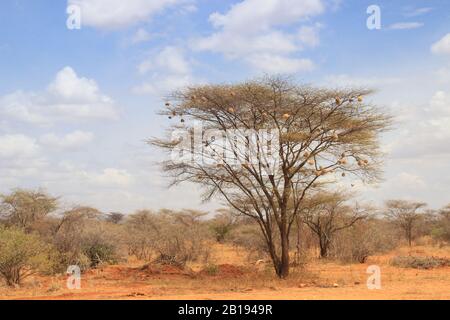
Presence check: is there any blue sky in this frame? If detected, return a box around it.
[1,0,450,213]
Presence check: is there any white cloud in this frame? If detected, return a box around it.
[395,172,426,188]
[322,74,402,88]
[388,22,424,30]
[208,0,324,32]
[403,7,432,17]
[133,46,197,96]
[68,0,185,30]
[89,168,134,187]
[367,172,428,203]
[431,33,450,55]
[193,0,325,74]
[131,28,152,44]
[428,90,450,115]
[195,31,298,58]
[0,67,118,125]
[138,46,190,75]
[0,134,39,159]
[387,90,450,159]
[246,54,314,74]
[39,131,94,150]
[297,24,321,48]
[0,134,47,182]
[49,163,134,188]
[133,75,193,96]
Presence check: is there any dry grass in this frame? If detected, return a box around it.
[0,243,449,300]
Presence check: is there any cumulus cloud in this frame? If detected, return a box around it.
[138,46,190,75]
[431,33,450,55]
[403,7,432,17]
[428,90,450,115]
[133,46,196,96]
[192,0,325,74]
[388,22,424,30]
[297,24,322,48]
[322,74,402,88]
[68,0,185,30]
[387,90,450,159]
[89,168,134,187]
[0,67,118,125]
[39,131,94,150]
[0,134,39,159]
[131,28,152,44]
[0,134,47,183]
[245,54,314,74]
[207,0,324,32]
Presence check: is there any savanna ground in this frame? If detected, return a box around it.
[1,243,448,300]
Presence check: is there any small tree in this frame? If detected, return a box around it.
[210,209,239,243]
[440,204,450,220]
[433,204,450,243]
[125,209,210,265]
[0,189,58,232]
[384,200,426,247]
[0,227,52,286]
[106,212,125,224]
[125,210,158,260]
[51,206,103,270]
[301,192,370,258]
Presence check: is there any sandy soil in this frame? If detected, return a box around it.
[0,244,449,300]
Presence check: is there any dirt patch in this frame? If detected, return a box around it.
[200,264,246,278]
[391,256,450,269]
[139,263,194,277]
[1,245,449,300]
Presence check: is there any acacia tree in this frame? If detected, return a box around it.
[0,189,58,232]
[106,212,125,224]
[384,200,427,247]
[440,204,450,220]
[300,192,370,258]
[437,204,450,242]
[0,227,52,286]
[151,77,390,278]
[211,208,239,243]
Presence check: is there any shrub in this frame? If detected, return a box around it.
[331,219,398,263]
[204,264,219,276]
[0,189,57,232]
[391,256,450,269]
[0,227,54,286]
[431,226,450,243]
[229,221,269,261]
[125,209,211,266]
[209,210,238,243]
[83,242,119,267]
[50,207,124,272]
[53,251,91,273]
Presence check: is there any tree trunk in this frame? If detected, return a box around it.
[295,217,301,265]
[320,245,328,258]
[266,238,282,277]
[406,228,412,247]
[319,237,329,258]
[278,227,290,278]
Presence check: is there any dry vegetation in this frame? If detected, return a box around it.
[0,188,449,300]
[1,79,449,300]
